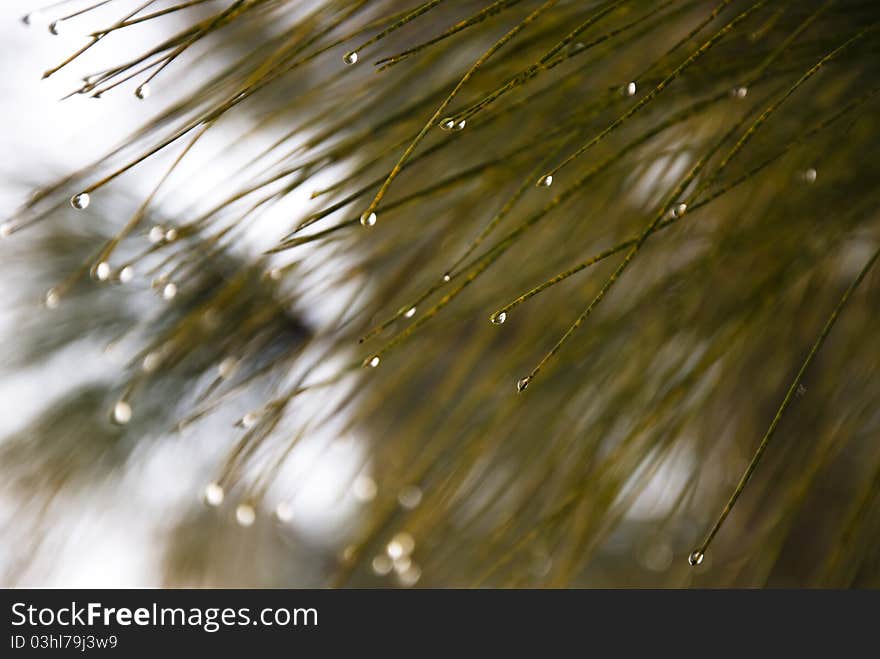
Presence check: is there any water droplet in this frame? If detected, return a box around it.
[218,357,238,379]
[352,475,377,501]
[148,225,166,243]
[386,532,415,560]
[142,351,161,373]
[624,81,637,97]
[112,400,132,425]
[392,555,412,574]
[371,554,393,576]
[538,175,553,187]
[802,168,817,184]
[135,83,150,100]
[70,193,90,210]
[340,545,356,564]
[203,309,220,329]
[94,262,111,281]
[440,118,465,131]
[118,265,134,283]
[360,211,377,228]
[203,482,224,507]
[490,311,507,325]
[275,501,293,522]
[343,51,358,65]
[44,289,60,310]
[162,282,177,300]
[732,86,748,99]
[517,376,531,392]
[48,20,62,36]
[397,485,423,510]
[639,539,673,572]
[365,355,380,368]
[671,202,687,218]
[235,503,256,527]
[239,411,259,429]
[688,550,704,566]
[164,227,178,242]
[0,222,14,238]
[442,273,451,283]
[404,306,416,319]
[398,563,422,587]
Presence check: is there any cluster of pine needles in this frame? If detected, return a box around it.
[2,0,879,586]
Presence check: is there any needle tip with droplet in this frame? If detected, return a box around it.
[688,550,704,566]
[70,192,90,210]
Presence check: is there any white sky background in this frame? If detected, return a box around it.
[0,1,373,586]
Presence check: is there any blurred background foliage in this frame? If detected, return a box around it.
[1,0,879,587]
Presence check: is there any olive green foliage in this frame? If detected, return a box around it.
[4,0,880,587]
